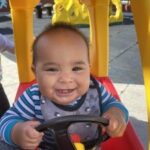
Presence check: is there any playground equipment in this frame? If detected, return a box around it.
[109,0,123,24]
[52,0,89,25]
[52,0,123,25]
[9,0,150,149]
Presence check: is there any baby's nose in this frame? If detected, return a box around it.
[58,72,73,83]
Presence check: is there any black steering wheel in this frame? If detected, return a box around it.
[36,115,109,150]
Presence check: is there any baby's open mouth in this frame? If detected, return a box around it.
[56,89,75,95]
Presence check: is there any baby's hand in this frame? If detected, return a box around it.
[11,121,44,149]
[102,107,127,137]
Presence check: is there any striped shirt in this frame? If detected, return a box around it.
[0,81,128,146]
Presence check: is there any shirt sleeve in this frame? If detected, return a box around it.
[98,82,129,122]
[0,88,36,146]
[0,33,14,53]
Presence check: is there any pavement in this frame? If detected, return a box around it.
[0,12,148,149]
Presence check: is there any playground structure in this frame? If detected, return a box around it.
[109,0,123,23]
[8,0,150,149]
[52,0,123,25]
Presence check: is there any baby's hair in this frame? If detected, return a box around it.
[32,22,89,65]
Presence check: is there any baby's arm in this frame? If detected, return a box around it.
[98,82,128,137]
[0,86,43,148]
[102,107,127,137]
[11,121,43,149]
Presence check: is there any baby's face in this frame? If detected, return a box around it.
[34,30,90,105]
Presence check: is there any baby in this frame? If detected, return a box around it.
[0,23,128,150]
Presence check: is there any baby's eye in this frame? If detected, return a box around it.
[46,68,59,72]
[72,66,84,71]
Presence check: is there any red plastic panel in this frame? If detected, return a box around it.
[97,77,144,150]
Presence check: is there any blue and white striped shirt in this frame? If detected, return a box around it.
[0,81,128,146]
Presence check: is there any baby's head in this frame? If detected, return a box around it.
[32,22,90,105]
